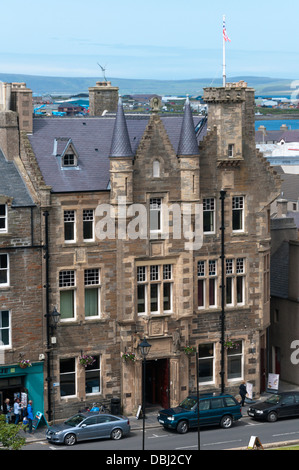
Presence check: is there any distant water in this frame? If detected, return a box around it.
[255,119,299,131]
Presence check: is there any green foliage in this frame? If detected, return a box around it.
[0,415,26,450]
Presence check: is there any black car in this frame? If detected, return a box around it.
[247,391,299,422]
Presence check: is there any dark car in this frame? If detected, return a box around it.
[157,394,242,433]
[46,412,130,446]
[247,391,299,422]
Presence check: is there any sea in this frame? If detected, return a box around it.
[255,119,299,131]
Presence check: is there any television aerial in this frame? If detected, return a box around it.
[97,63,108,82]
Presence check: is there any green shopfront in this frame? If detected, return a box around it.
[0,362,44,414]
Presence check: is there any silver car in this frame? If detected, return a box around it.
[46,412,130,446]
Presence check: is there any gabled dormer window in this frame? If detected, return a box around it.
[53,138,79,168]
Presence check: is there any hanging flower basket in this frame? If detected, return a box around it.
[18,359,32,369]
[79,355,95,368]
[121,352,136,363]
[183,346,196,356]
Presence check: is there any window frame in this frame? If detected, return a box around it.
[0,204,7,233]
[60,357,77,398]
[198,343,215,385]
[83,209,95,242]
[0,253,9,287]
[232,196,245,232]
[0,310,11,348]
[197,259,218,310]
[59,270,76,321]
[149,198,162,235]
[137,264,173,316]
[227,341,244,382]
[85,355,101,395]
[64,210,76,243]
[203,198,215,234]
[84,269,101,319]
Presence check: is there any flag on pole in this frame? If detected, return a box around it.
[223,17,231,42]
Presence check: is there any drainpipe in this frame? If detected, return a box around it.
[43,210,52,422]
[219,190,226,394]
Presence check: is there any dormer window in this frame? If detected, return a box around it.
[63,153,76,167]
[53,138,79,168]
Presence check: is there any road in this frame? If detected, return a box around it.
[23,415,299,451]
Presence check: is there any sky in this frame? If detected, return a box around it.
[1,0,299,80]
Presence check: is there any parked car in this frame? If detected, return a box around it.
[247,391,299,422]
[157,393,242,433]
[46,412,130,446]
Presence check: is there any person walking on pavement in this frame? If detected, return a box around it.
[239,381,247,407]
[13,398,22,424]
[27,400,34,433]
[3,398,11,423]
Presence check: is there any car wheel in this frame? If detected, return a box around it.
[111,428,123,440]
[267,411,278,422]
[220,415,233,429]
[64,433,76,446]
[176,420,189,434]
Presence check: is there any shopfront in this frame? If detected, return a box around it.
[0,362,44,415]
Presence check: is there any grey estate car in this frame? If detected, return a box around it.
[46,412,130,446]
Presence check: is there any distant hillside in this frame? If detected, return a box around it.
[0,73,295,97]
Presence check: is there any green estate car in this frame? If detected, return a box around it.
[157,394,242,433]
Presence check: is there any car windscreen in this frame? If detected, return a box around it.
[179,397,197,410]
[265,394,281,404]
[65,414,86,426]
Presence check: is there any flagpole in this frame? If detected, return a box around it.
[223,14,226,87]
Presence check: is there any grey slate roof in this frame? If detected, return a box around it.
[177,97,199,156]
[0,149,34,207]
[28,114,204,193]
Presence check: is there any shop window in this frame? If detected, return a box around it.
[85,355,101,395]
[60,358,76,397]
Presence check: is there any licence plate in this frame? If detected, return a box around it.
[248,412,254,416]
[159,419,164,424]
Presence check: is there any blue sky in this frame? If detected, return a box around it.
[1,0,299,80]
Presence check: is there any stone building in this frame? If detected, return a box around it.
[0,79,280,420]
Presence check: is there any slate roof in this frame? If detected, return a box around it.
[28,114,204,193]
[0,149,34,207]
[256,129,299,144]
[177,97,199,156]
[110,97,134,158]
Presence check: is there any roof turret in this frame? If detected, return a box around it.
[177,96,199,156]
[110,96,134,158]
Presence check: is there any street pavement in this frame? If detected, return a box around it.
[19,380,299,449]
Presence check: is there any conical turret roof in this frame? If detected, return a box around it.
[177,96,199,155]
[110,96,134,157]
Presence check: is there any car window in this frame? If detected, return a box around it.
[84,416,98,426]
[294,395,299,404]
[65,414,85,426]
[199,400,210,411]
[266,394,281,404]
[224,397,237,407]
[281,395,294,405]
[97,416,118,423]
[179,397,197,410]
[210,398,224,409]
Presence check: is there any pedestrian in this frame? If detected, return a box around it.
[26,400,34,433]
[239,381,247,407]
[13,398,22,424]
[3,398,11,423]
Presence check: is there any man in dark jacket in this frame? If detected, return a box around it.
[239,381,247,406]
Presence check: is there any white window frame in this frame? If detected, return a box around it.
[197,259,218,309]
[153,160,160,178]
[0,204,7,233]
[85,355,101,395]
[149,198,162,235]
[203,198,215,234]
[83,209,95,242]
[60,357,77,398]
[0,310,11,349]
[236,258,245,306]
[59,270,76,321]
[0,254,9,287]
[84,269,101,319]
[232,196,244,232]
[64,210,76,243]
[198,343,215,385]
[227,341,244,382]
[137,264,173,316]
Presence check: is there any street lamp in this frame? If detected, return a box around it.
[45,306,61,336]
[138,337,152,451]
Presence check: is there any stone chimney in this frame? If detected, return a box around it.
[89,81,119,116]
[10,82,33,134]
[276,197,288,217]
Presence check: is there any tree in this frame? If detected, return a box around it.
[0,415,26,450]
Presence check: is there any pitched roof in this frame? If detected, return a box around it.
[0,149,34,206]
[28,114,204,193]
[110,97,133,158]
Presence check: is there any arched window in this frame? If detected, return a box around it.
[153,160,160,178]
